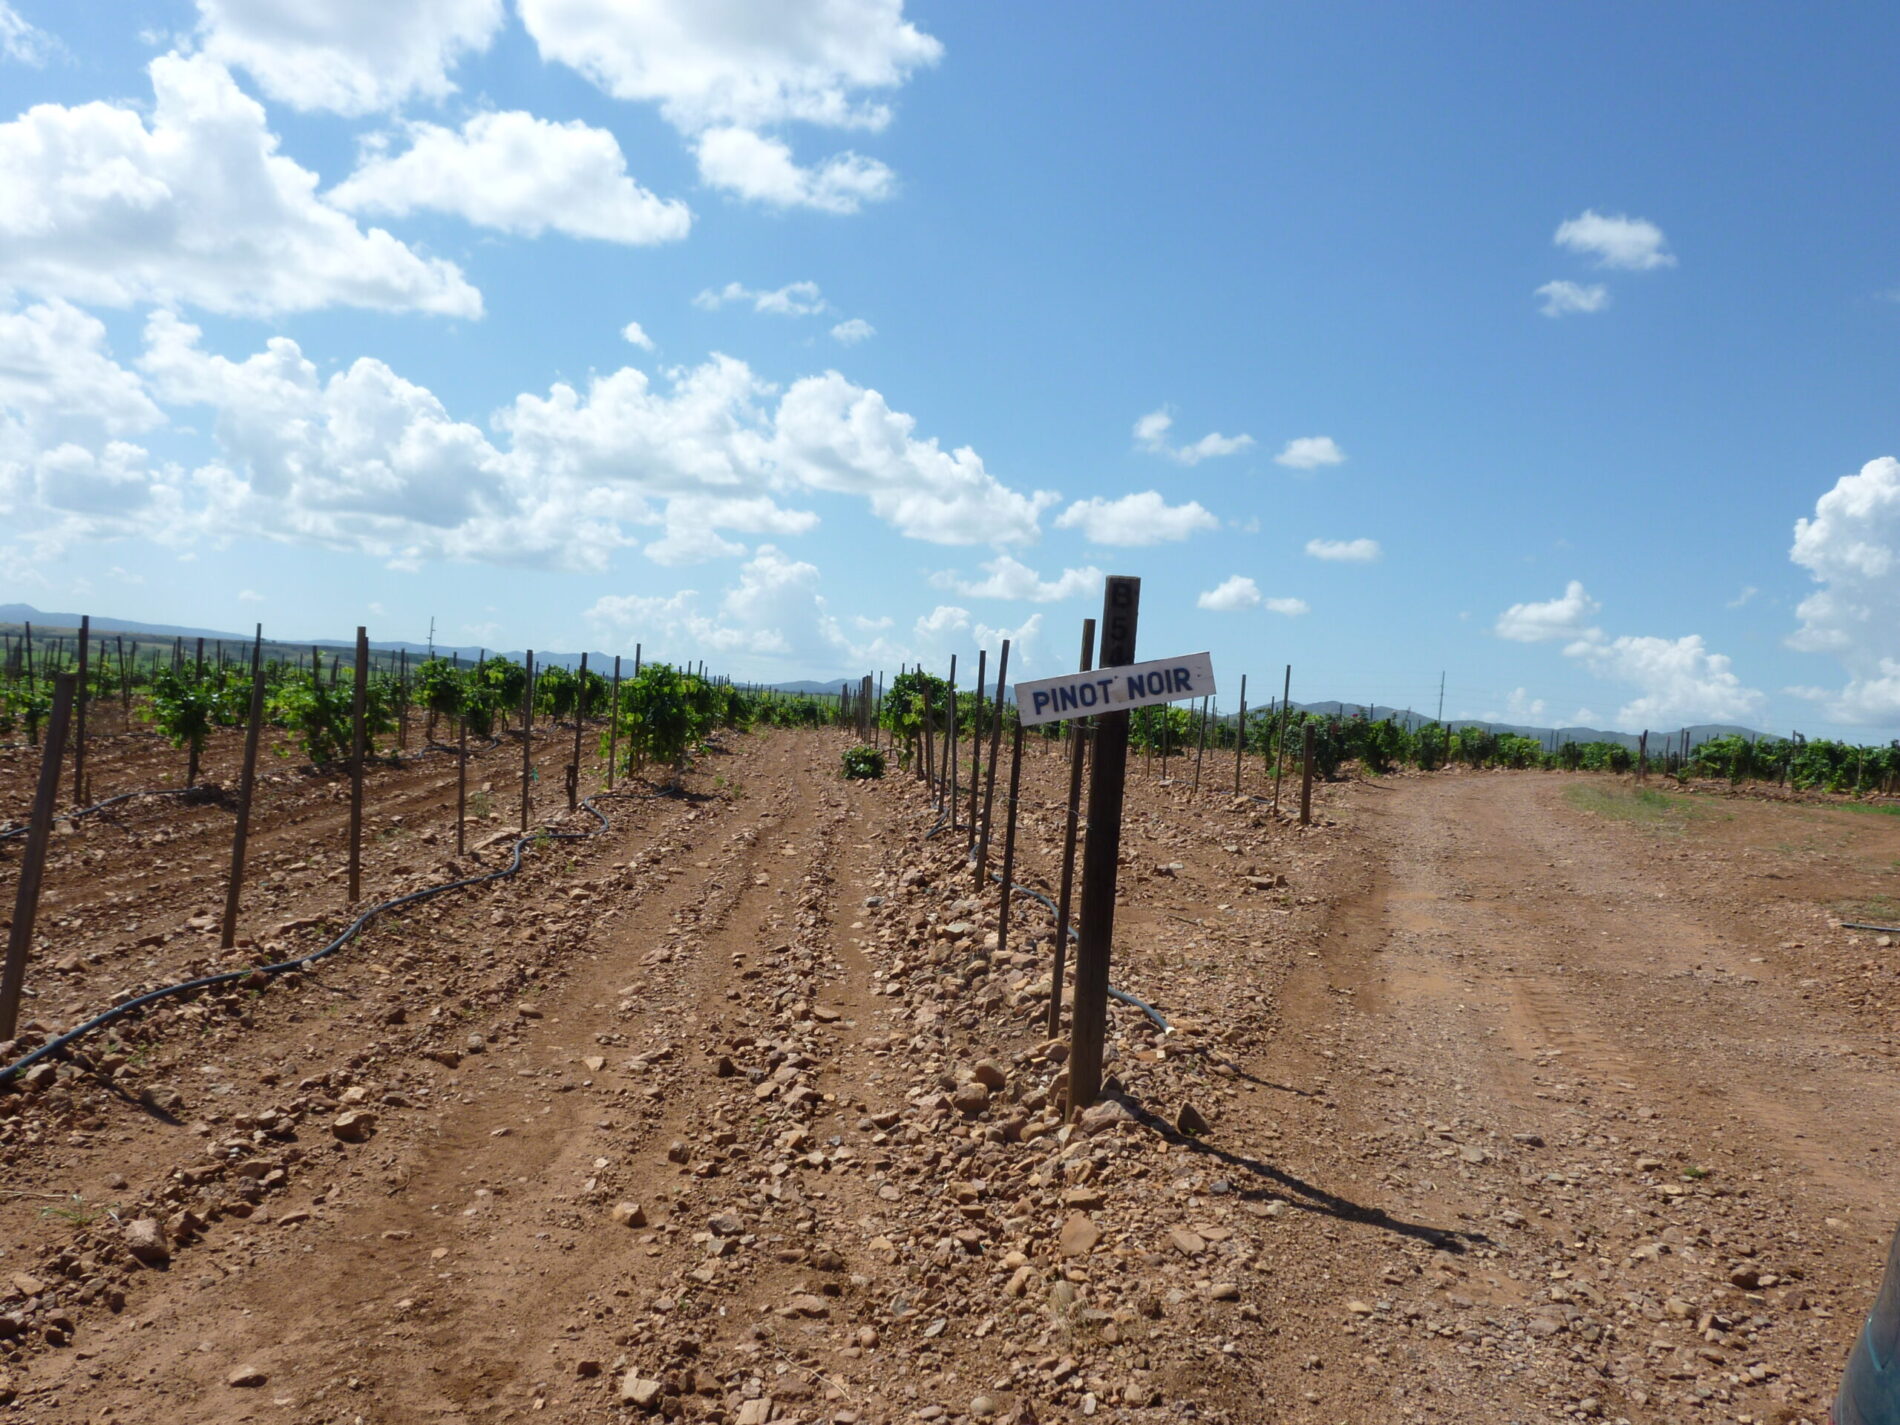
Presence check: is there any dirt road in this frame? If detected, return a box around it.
[1277,771,1900,1423]
[3,748,1896,1425]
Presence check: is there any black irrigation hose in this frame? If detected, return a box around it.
[0,786,670,1087]
[918,797,1171,1032]
[0,787,196,844]
[1841,922,1900,935]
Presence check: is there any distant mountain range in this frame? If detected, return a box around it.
[2,603,1769,747]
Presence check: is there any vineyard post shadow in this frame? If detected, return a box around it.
[220,625,266,949]
[1070,577,1139,1114]
[1,673,75,1041]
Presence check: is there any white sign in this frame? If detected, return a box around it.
[1016,652,1216,727]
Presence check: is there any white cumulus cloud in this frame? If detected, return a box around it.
[1,315,1050,574]
[1553,209,1675,271]
[930,555,1102,603]
[1054,491,1217,547]
[830,317,875,344]
[695,280,829,316]
[1787,455,1900,722]
[0,53,481,318]
[1305,537,1381,563]
[1273,436,1345,470]
[519,0,939,212]
[1,2,55,65]
[1536,280,1609,317]
[328,111,691,245]
[195,0,503,116]
[1133,407,1254,466]
[1197,576,1258,612]
[1495,580,1601,643]
[620,321,656,351]
[1566,633,1762,730]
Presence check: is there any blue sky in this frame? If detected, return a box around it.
[3,2,1898,737]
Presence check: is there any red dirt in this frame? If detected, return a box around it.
[0,738,1894,1425]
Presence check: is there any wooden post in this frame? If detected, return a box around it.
[945,655,958,823]
[456,655,469,856]
[976,640,1010,886]
[874,671,884,749]
[1,674,75,1041]
[21,621,36,746]
[568,652,587,812]
[967,649,985,848]
[1299,722,1315,826]
[220,627,267,949]
[607,654,622,792]
[72,615,89,805]
[1069,579,1138,1114]
[1638,730,1648,781]
[1232,674,1247,796]
[520,651,535,833]
[1192,694,1208,794]
[195,636,205,680]
[996,722,1026,957]
[1047,618,1095,1038]
[347,628,369,905]
[921,677,937,792]
[397,648,408,752]
[117,635,130,713]
[1272,665,1291,813]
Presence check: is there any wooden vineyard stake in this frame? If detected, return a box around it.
[995,721,1026,959]
[520,651,535,833]
[607,655,622,792]
[22,621,36,746]
[456,656,469,857]
[976,639,1010,887]
[1638,730,1648,781]
[874,671,884,749]
[568,652,588,812]
[397,649,408,752]
[221,627,267,949]
[1232,674,1247,796]
[1047,617,1095,1038]
[117,635,130,713]
[347,627,369,905]
[1192,694,1208,794]
[966,649,985,848]
[1,673,75,1040]
[921,677,936,791]
[1272,665,1291,813]
[945,655,958,823]
[72,616,89,806]
[1299,722,1315,826]
[1069,578,1139,1113]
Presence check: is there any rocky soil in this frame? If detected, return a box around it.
[0,732,1894,1425]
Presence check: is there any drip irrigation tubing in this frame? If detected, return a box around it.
[0,787,196,844]
[919,796,1170,1032]
[0,785,670,1087]
[1841,922,1900,935]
